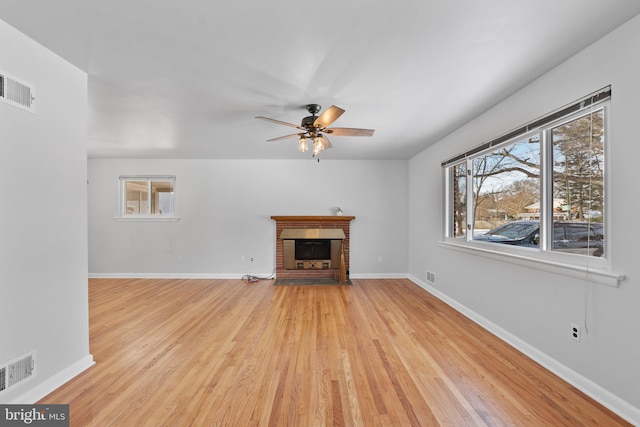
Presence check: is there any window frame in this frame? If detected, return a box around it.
[116,175,179,221]
[441,93,623,287]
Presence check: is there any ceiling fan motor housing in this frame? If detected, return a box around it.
[301,104,322,129]
[301,115,317,129]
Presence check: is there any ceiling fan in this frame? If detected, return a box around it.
[255,104,375,157]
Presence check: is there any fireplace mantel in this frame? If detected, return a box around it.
[271,215,355,281]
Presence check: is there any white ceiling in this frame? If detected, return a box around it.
[2,1,639,160]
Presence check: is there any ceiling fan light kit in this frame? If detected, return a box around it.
[312,136,324,156]
[298,136,309,152]
[256,104,374,159]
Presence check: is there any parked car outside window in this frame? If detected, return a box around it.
[474,220,603,257]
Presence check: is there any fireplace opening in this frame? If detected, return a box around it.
[280,228,345,270]
[295,239,331,260]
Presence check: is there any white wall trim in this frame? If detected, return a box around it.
[89,272,411,280]
[9,355,95,404]
[349,273,409,279]
[88,273,274,279]
[438,241,624,288]
[114,216,180,222]
[406,274,640,426]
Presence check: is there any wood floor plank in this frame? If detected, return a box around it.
[38,278,631,426]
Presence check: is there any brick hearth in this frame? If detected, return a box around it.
[271,215,355,280]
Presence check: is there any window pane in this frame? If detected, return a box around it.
[125,181,149,214]
[551,109,605,257]
[451,163,467,238]
[472,137,541,245]
[151,181,174,215]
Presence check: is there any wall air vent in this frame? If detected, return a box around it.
[0,366,6,392]
[0,71,36,112]
[0,351,37,395]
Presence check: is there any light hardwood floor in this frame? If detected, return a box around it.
[40,278,630,426]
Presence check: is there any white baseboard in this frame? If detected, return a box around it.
[349,273,409,279]
[90,273,406,280]
[10,354,95,404]
[406,274,640,426]
[89,273,273,279]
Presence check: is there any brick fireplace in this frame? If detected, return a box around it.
[271,216,355,281]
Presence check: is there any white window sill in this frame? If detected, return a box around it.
[115,216,181,222]
[438,240,624,288]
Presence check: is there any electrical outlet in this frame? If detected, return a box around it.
[250,257,254,262]
[177,256,183,263]
[571,323,581,342]
[377,255,383,263]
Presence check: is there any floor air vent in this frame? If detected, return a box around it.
[0,71,36,112]
[0,351,36,395]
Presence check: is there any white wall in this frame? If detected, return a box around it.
[88,159,408,277]
[408,14,640,423]
[0,20,93,403]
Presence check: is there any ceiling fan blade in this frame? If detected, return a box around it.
[314,105,345,129]
[256,116,305,130]
[267,133,303,142]
[326,127,375,137]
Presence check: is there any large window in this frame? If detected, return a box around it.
[444,89,608,260]
[119,176,176,218]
